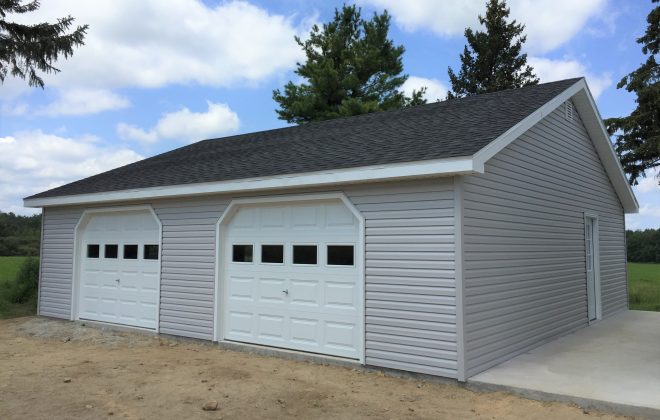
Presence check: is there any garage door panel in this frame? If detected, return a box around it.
[223,200,362,360]
[325,282,356,308]
[258,278,287,303]
[289,279,319,306]
[78,210,160,330]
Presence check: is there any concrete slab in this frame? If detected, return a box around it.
[470,310,660,418]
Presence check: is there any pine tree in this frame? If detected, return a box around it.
[447,0,538,99]
[273,5,425,125]
[0,0,88,88]
[604,0,659,185]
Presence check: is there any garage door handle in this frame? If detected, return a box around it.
[115,279,120,283]
[282,289,289,295]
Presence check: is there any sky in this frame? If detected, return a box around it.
[0,0,658,229]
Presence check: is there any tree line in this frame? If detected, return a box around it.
[0,211,41,256]
[627,229,660,263]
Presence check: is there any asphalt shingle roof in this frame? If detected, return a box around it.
[27,78,580,199]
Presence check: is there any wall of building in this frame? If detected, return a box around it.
[461,102,628,378]
[38,178,459,378]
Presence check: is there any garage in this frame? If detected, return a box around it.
[220,198,363,359]
[76,209,161,329]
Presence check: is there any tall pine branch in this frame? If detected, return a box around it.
[0,0,88,88]
[447,0,538,99]
[604,0,659,185]
[273,5,425,125]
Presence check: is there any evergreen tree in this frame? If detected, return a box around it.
[273,5,425,125]
[0,0,88,88]
[604,0,659,185]
[447,0,538,99]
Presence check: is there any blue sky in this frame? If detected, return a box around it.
[0,0,657,229]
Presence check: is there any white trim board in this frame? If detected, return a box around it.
[24,157,478,207]
[23,79,638,214]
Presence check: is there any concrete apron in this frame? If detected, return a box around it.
[468,310,660,419]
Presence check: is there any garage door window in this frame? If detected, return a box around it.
[327,245,354,266]
[105,244,118,259]
[293,245,317,265]
[232,244,253,263]
[261,245,283,264]
[87,244,100,258]
[124,244,138,259]
[144,244,159,260]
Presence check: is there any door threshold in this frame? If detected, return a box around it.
[217,339,362,368]
[77,318,157,335]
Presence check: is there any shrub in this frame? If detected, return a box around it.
[8,257,40,304]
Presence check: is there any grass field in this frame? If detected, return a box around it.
[0,256,37,319]
[628,262,660,312]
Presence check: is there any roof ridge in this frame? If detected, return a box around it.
[195,77,584,146]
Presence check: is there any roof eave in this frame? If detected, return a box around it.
[23,155,480,208]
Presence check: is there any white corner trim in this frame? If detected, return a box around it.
[212,192,367,365]
[24,157,478,208]
[472,78,638,214]
[70,205,163,332]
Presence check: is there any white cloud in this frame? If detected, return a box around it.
[527,57,612,98]
[36,89,130,116]
[402,76,448,102]
[636,175,659,194]
[8,0,308,94]
[0,131,142,214]
[362,0,606,53]
[1,101,28,116]
[626,170,660,230]
[118,101,240,144]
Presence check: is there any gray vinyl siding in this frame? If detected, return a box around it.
[39,207,83,319]
[38,179,457,378]
[462,102,627,378]
[346,179,457,378]
[153,198,227,340]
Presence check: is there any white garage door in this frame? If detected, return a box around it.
[223,200,362,359]
[78,210,160,329]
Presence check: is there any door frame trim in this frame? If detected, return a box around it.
[584,212,602,322]
[213,192,366,364]
[71,205,163,331]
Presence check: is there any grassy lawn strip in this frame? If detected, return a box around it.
[0,256,37,319]
[628,262,660,312]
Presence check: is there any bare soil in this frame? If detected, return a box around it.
[0,317,634,420]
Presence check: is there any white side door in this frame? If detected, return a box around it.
[585,216,598,321]
[223,200,361,359]
[78,211,160,329]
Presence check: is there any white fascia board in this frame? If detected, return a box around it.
[24,156,478,208]
[571,85,639,214]
[472,78,639,214]
[472,80,585,166]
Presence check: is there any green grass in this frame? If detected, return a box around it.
[628,262,660,312]
[0,256,37,319]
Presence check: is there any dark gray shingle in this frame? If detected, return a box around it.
[27,78,580,199]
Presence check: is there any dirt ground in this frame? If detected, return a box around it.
[0,317,635,420]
